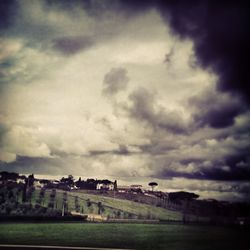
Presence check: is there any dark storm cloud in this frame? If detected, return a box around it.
[189,89,246,129]
[118,0,250,104]
[201,167,250,181]
[159,164,250,181]
[0,0,17,31]
[52,36,94,56]
[236,183,250,194]
[102,68,129,96]
[158,145,250,181]
[157,169,199,180]
[225,152,250,171]
[200,105,242,129]
[127,87,188,134]
[161,0,250,105]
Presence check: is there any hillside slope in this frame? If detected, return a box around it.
[30,189,182,220]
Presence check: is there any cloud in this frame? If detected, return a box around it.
[0,0,17,31]
[156,158,250,181]
[152,129,250,181]
[0,38,22,61]
[0,156,63,176]
[189,87,246,128]
[0,0,249,201]
[127,87,189,134]
[0,125,51,162]
[118,1,250,105]
[102,67,129,97]
[52,36,94,56]
[3,1,249,105]
[89,144,141,157]
[158,1,250,105]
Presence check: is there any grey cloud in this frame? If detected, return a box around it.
[0,41,51,87]
[139,142,177,155]
[0,156,62,176]
[0,56,18,86]
[2,0,131,52]
[157,151,250,181]
[144,125,250,181]
[102,68,129,96]
[128,87,188,134]
[137,132,181,155]
[189,88,246,129]
[89,144,138,156]
[52,36,94,56]
[236,183,250,194]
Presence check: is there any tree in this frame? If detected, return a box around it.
[0,171,19,182]
[168,191,199,202]
[114,180,118,191]
[26,174,35,187]
[97,202,104,215]
[75,196,80,212]
[22,180,28,202]
[60,175,74,187]
[148,182,158,191]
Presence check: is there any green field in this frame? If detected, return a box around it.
[0,223,249,250]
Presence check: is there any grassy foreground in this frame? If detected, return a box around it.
[0,223,249,250]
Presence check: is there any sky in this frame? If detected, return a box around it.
[0,0,249,201]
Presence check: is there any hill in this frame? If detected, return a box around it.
[1,185,208,222]
[30,188,183,220]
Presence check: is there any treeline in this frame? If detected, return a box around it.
[0,171,116,191]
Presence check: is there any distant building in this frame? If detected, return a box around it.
[96,180,114,190]
[70,184,79,190]
[33,180,45,189]
[16,176,26,184]
[117,185,131,193]
[130,184,143,190]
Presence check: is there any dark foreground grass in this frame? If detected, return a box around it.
[0,223,249,250]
